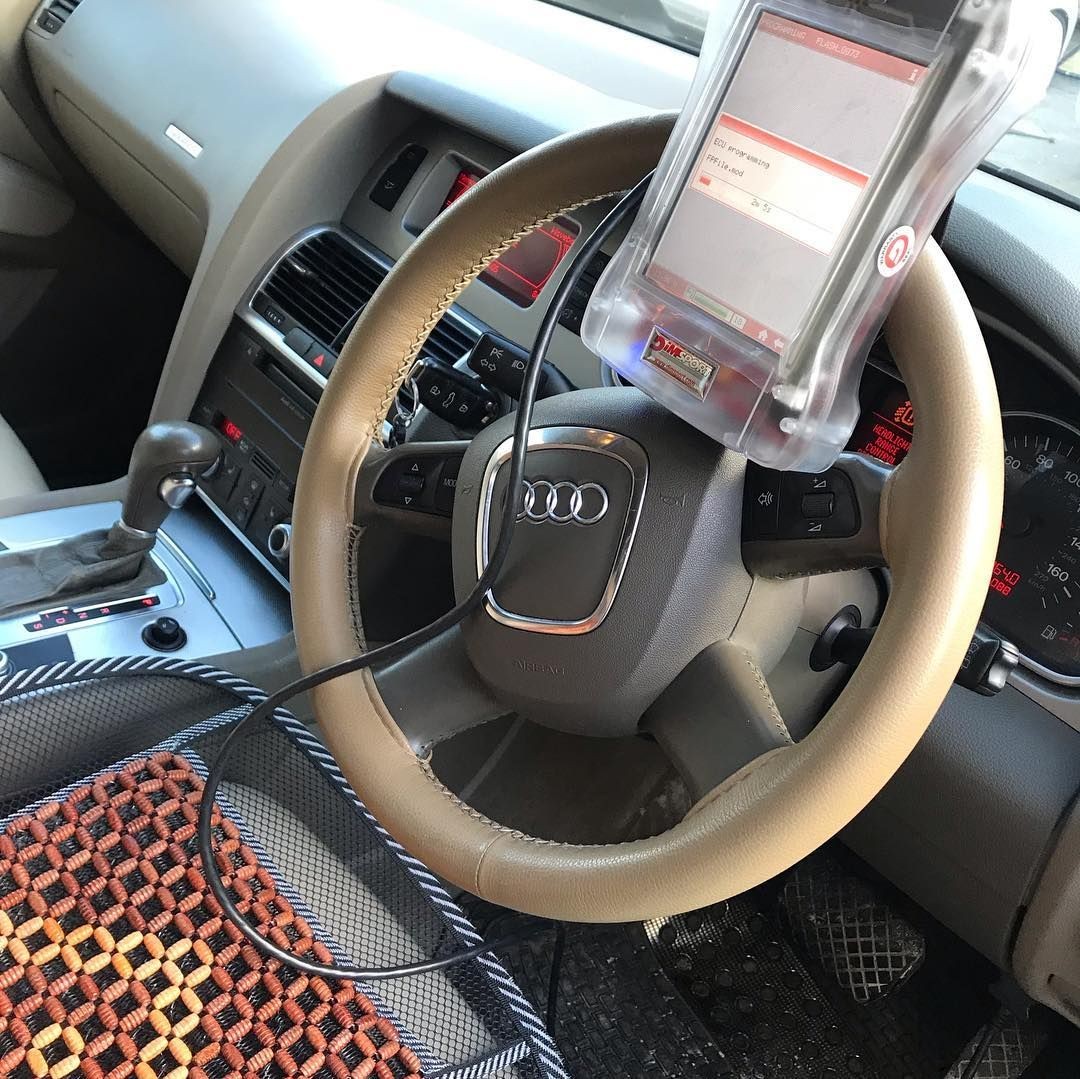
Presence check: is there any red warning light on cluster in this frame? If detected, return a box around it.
[892,399,915,430]
[989,561,1022,598]
[442,168,482,211]
[850,390,914,468]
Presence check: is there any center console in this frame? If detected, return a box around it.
[189,229,504,586]
[0,499,291,673]
[190,323,316,586]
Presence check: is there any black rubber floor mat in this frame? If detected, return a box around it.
[463,903,731,1078]
[649,889,992,1079]
[464,856,994,1079]
[649,896,872,1078]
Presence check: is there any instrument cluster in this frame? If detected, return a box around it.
[851,362,1080,685]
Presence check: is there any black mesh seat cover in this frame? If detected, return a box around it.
[0,657,567,1079]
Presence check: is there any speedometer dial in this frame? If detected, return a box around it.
[983,413,1080,680]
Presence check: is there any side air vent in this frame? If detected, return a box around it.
[35,0,83,34]
[253,228,480,377]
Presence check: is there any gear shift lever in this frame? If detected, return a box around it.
[0,422,219,617]
[116,422,221,539]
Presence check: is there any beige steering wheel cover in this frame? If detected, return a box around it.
[291,112,1003,922]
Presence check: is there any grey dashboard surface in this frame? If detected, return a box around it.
[21,0,1080,410]
[20,0,1080,727]
[22,0,691,420]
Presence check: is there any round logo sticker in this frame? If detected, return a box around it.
[877,226,916,278]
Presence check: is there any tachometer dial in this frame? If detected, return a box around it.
[983,413,1080,680]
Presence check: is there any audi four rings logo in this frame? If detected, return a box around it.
[519,480,610,525]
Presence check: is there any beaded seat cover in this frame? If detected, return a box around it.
[0,658,567,1079]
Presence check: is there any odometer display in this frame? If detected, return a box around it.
[984,414,1080,679]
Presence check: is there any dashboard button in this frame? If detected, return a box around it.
[255,297,288,330]
[283,327,314,358]
[227,473,264,530]
[371,145,429,211]
[800,493,836,520]
[744,466,781,537]
[435,458,462,516]
[209,454,241,502]
[259,499,289,528]
[273,475,296,504]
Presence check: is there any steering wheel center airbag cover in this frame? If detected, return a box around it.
[453,388,753,737]
[477,427,647,633]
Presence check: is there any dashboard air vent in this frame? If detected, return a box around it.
[420,315,480,367]
[36,0,82,33]
[256,228,481,367]
[260,231,384,351]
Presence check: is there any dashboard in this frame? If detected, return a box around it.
[14,0,1080,1015]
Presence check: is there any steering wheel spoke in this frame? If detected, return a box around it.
[371,625,505,757]
[741,452,892,578]
[354,440,471,539]
[642,640,792,804]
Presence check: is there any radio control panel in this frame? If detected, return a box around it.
[191,320,315,584]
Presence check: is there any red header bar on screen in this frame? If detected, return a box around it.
[758,12,927,86]
[718,113,869,187]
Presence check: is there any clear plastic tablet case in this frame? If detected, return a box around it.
[582,0,1061,472]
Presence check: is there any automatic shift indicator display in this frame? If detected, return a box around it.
[25,595,161,633]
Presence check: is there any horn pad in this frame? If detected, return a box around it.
[478,429,647,633]
[452,388,753,737]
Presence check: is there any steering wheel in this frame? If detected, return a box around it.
[291,113,1003,923]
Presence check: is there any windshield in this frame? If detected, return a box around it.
[549,1,1080,206]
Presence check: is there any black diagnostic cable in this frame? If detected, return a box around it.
[197,172,654,982]
[546,922,567,1031]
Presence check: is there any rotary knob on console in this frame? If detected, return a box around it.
[268,523,292,562]
[142,617,187,653]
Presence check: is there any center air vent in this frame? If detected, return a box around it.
[35,0,83,34]
[259,231,384,353]
[253,229,481,375]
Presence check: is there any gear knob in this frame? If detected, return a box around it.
[121,422,220,536]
